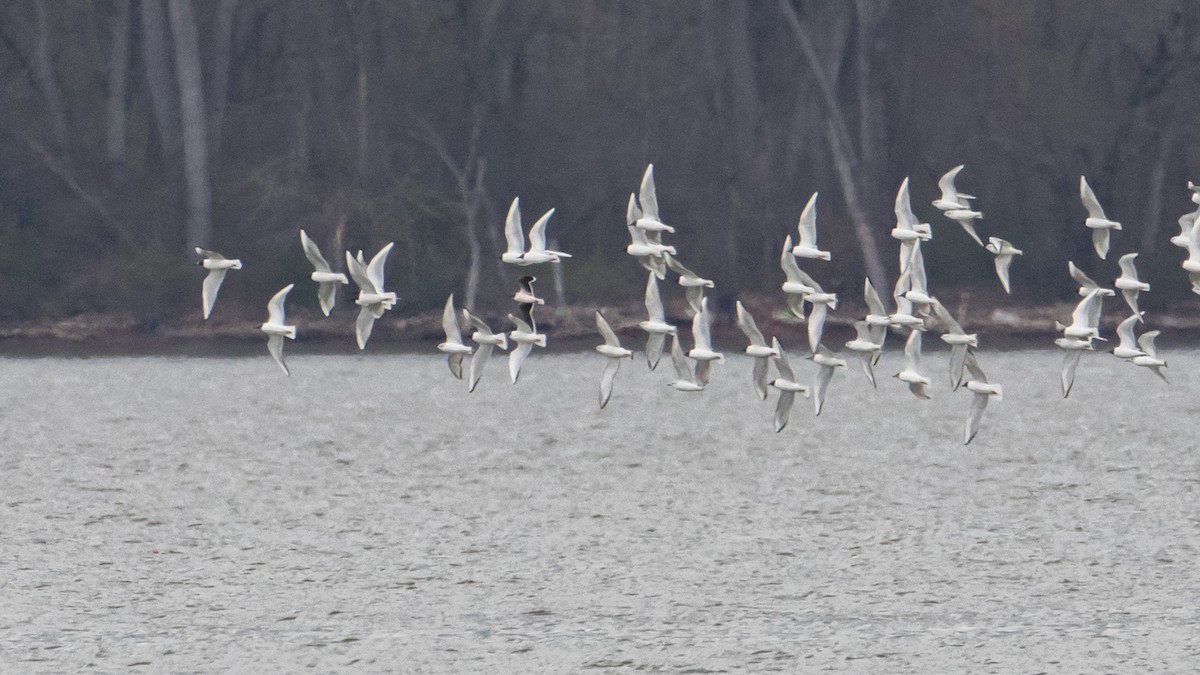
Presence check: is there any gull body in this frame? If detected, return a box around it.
[1184,210,1200,293]
[862,278,891,348]
[299,230,348,316]
[595,311,633,408]
[1055,288,1104,340]
[687,297,724,386]
[1080,175,1122,259]
[791,192,831,260]
[735,301,778,400]
[260,283,296,376]
[502,197,570,265]
[1055,335,1095,398]
[811,345,846,416]
[780,235,816,320]
[962,351,1003,445]
[1068,261,1115,297]
[195,247,243,320]
[1114,253,1149,316]
[633,164,676,234]
[436,294,473,379]
[625,194,668,279]
[984,237,1023,294]
[507,311,547,384]
[638,272,677,370]
[1130,330,1168,382]
[932,165,974,211]
[1170,208,1196,249]
[943,208,985,246]
[513,275,545,306]
[665,254,714,315]
[844,320,883,387]
[767,337,810,432]
[891,177,932,243]
[894,329,932,400]
[667,334,705,392]
[345,243,397,350]
[1112,313,1146,360]
[462,308,508,393]
[931,299,979,389]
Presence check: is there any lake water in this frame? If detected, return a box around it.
[1,349,1198,672]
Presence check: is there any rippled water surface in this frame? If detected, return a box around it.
[2,350,1199,672]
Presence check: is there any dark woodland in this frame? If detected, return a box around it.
[3,0,1200,323]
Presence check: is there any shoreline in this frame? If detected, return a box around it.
[3,296,1200,356]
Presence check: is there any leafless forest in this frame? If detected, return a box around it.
[3,1,1200,322]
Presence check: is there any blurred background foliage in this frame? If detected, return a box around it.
[2,0,1200,323]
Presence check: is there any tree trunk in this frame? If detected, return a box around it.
[32,1,71,162]
[1141,126,1173,253]
[206,0,238,168]
[166,0,212,252]
[105,0,131,165]
[140,0,181,164]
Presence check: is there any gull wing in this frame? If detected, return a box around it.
[627,224,650,247]
[692,297,713,351]
[639,164,660,221]
[467,342,494,393]
[665,254,704,283]
[908,243,929,295]
[595,311,621,348]
[599,357,621,409]
[735,301,768,347]
[504,197,525,257]
[963,349,988,384]
[937,164,965,203]
[774,391,796,433]
[266,334,289,376]
[644,272,666,322]
[694,359,714,387]
[904,329,923,372]
[442,294,463,345]
[366,242,394,292]
[993,253,1014,294]
[949,344,967,390]
[864,278,887,316]
[1136,329,1161,359]
[796,192,820,247]
[1079,175,1107,219]
[1061,349,1082,398]
[669,334,692,382]
[1068,289,1100,329]
[508,342,533,383]
[1083,289,1104,332]
[645,332,665,370]
[751,356,769,401]
[461,308,492,337]
[964,392,989,445]
[857,351,877,388]
[1117,252,1140,280]
[1115,313,1143,353]
[772,337,795,382]
[195,247,226,261]
[626,192,642,226]
[894,177,918,230]
[527,208,556,252]
[345,250,375,293]
[931,299,965,335]
[317,282,338,316]
[447,353,464,380]
[201,268,227,320]
[266,284,294,325]
[813,363,834,416]
[355,306,376,350]
[299,229,331,272]
[1092,228,1111,260]
[508,312,535,335]
[807,303,828,353]
[683,286,705,316]
[1068,261,1100,292]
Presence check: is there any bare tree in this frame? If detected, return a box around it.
[31,1,71,163]
[778,0,889,291]
[206,0,239,168]
[105,0,131,166]
[167,0,213,251]
[140,0,181,164]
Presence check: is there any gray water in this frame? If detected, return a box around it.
[2,350,1198,673]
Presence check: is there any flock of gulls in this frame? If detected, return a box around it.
[193,164,1199,444]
